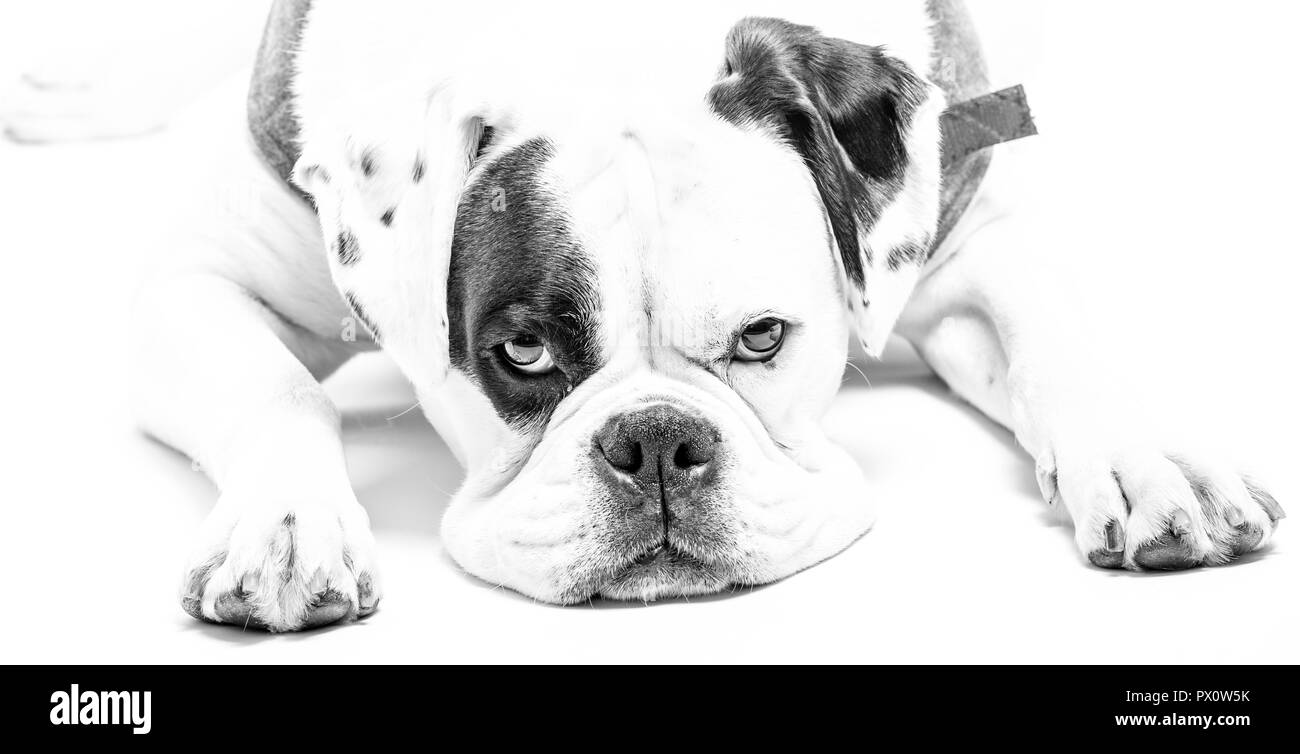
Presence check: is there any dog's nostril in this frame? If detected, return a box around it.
[602,439,643,474]
[672,440,714,470]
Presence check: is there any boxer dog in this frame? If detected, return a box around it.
[131,0,1284,631]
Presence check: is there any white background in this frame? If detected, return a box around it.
[0,0,1297,663]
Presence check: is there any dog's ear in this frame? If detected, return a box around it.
[708,17,943,356]
[292,105,489,386]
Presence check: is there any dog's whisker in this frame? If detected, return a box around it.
[385,400,424,421]
[846,359,873,389]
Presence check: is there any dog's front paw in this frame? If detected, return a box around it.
[180,491,381,632]
[1035,443,1284,571]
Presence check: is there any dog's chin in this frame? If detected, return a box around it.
[595,543,733,602]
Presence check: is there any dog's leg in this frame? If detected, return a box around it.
[132,272,380,631]
[896,161,1283,571]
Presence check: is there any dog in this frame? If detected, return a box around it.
[129,0,1284,631]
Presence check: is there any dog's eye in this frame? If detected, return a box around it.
[735,318,786,362]
[500,335,557,375]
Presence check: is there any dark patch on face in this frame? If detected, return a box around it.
[447,137,604,428]
[707,17,927,285]
[344,291,381,341]
[380,207,395,227]
[337,230,360,265]
[412,156,426,183]
[359,149,377,178]
[885,237,932,271]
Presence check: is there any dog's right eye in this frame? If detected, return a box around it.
[500,336,557,375]
[734,318,786,362]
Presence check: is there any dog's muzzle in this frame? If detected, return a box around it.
[591,402,729,569]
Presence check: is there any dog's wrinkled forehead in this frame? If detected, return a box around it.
[447,136,604,429]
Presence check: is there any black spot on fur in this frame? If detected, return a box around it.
[707,17,927,285]
[337,230,360,265]
[448,138,603,428]
[360,149,376,178]
[412,156,426,183]
[299,163,329,186]
[380,208,395,227]
[345,291,381,341]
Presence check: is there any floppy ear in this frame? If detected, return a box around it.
[291,100,488,387]
[708,17,943,357]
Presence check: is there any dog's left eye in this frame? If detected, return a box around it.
[500,336,557,375]
[734,318,786,362]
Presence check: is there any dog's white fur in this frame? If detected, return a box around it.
[127,0,1280,630]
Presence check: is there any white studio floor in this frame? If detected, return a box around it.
[2,1,1298,663]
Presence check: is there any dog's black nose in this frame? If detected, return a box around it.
[595,403,720,494]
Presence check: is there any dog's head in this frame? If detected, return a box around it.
[294,17,942,602]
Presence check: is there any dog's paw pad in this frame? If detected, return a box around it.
[212,587,268,630]
[1228,524,1266,556]
[1132,532,1200,571]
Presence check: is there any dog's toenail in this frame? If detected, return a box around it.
[1170,510,1192,536]
[1088,548,1124,568]
[1104,520,1124,552]
[1244,479,1285,523]
[1225,507,1245,527]
[1035,456,1058,505]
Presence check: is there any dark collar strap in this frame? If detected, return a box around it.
[940,84,1037,168]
